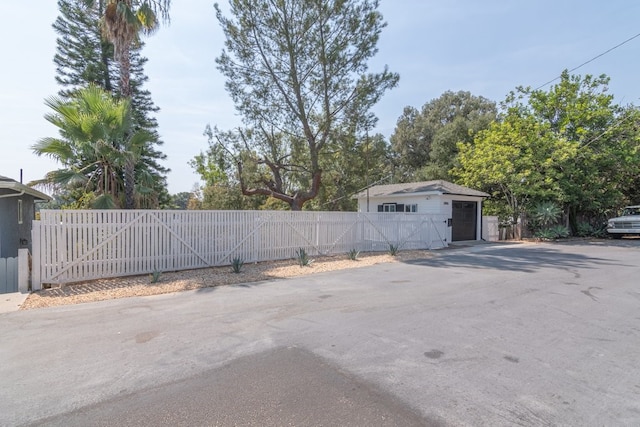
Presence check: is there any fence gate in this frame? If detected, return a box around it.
[0,257,18,294]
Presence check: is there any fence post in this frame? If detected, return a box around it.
[18,249,30,293]
[482,216,499,241]
[31,220,41,291]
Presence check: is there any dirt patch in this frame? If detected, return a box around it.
[21,250,434,310]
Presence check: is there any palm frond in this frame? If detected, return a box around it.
[32,137,75,161]
[137,3,158,31]
[92,193,117,209]
[46,169,89,187]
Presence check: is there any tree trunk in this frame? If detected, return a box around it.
[124,159,136,209]
[290,198,304,211]
[119,47,132,98]
[119,41,134,208]
[238,158,323,211]
[98,0,113,92]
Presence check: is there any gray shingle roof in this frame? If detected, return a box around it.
[354,180,489,199]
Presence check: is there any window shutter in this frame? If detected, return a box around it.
[377,205,383,212]
[396,204,404,213]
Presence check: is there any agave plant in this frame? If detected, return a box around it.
[532,201,562,228]
[548,225,570,239]
[231,257,244,274]
[150,270,162,283]
[296,248,313,266]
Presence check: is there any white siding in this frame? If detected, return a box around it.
[358,195,449,214]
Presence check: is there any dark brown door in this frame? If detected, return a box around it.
[452,201,477,241]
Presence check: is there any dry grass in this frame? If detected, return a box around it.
[21,250,434,310]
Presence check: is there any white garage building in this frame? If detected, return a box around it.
[354,180,490,242]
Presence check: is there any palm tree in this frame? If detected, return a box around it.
[85,0,171,98]
[31,84,154,208]
[95,0,170,208]
[120,126,154,208]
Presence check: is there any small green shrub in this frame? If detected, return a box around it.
[296,248,313,266]
[231,257,244,274]
[388,244,399,256]
[150,270,162,283]
[549,225,570,239]
[575,222,593,237]
[535,225,570,240]
[534,228,557,241]
[576,222,607,238]
[592,224,608,238]
[347,249,360,261]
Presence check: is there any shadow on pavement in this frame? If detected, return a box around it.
[404,242,632,273]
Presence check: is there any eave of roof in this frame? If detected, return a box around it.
[0,175,52,201]
[354,180,489,199]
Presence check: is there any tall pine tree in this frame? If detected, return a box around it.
[51,0,170,208]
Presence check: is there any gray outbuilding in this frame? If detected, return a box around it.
[0,175,50,293]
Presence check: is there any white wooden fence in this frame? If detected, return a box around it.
[31,210,449,289]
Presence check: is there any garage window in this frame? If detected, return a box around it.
[377,203,417,213]
[382,203,396,212]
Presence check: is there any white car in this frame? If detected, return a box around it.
[607,205,640,238]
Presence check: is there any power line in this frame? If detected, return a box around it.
[534,32,640,150]
[535,31,640,90]
[580,109,636,150]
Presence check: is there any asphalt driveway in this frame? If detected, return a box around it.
[1,240,639,426]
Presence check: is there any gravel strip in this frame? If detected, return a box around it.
[21,250,434,310]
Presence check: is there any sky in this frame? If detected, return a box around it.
[1,1,639,195]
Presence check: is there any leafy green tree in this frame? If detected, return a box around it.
[455,71,640,230]
[200,184,272,210]
[310,132,392,211]
[189,130,271,210]
[190,128,232,189]
[611,106,640,208]
[389,106,429,178]
[210,0,399,210]
[456,116,572,225]
[31,85,156,209]
[195,121,393,212]
[390,91,497,181]
[168,192,194,209]
[509,72,640,228]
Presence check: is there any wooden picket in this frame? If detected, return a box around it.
[31,210,448,288]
